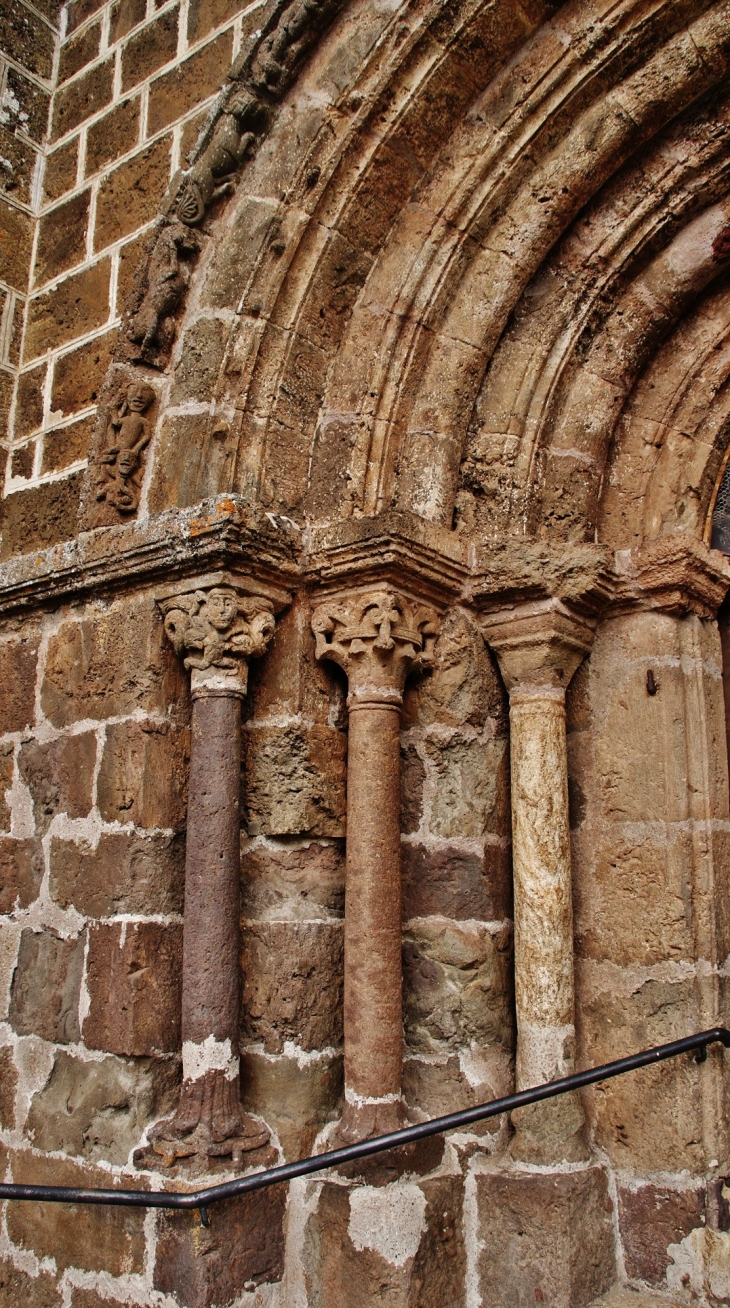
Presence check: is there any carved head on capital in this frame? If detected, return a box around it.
[311,589,439,695]
[161,586,276,676]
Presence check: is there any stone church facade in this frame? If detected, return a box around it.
[1,0,730,1303]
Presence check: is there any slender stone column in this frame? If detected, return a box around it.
[149,578,278,1167]
[481,600,595,1161]
[312,589,439,1143]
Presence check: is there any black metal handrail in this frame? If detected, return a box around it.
[1,1027,728,1227]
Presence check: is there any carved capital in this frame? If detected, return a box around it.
[158,573,276,697]
[311,587,439,704]
[480,599,596,697]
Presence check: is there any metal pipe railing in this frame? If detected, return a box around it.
[1,1027,728,1227]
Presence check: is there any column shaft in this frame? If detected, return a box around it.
[345,701,403,1101]
[182,692,242,1049]
[509,691,575,1090]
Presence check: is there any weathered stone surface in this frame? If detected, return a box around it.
[476,1165,615,1308]
[241,920,343,1053]
[35,189,90,286]
[0,838,41,913]
[303,1175,466,1307]
[403,606,507,730]
[7,1150,147,1272]
[154,1186,286,1307]
[171,316,228,405]
[0,476,82,560]
[43,137,78,203]
[403,919,512,1054]
[424,733,509,839]
[86,96,140,175]
[241,839,344,920]
[41,602,186,726]
[0,633,39,731]
[84,921,183,1055]
[240,1047,342,1160]
[121,6,179,92]
[0,1259,61,1307]
[14,363,45,438]
[0,195,33,292]
[618,1182,706,1286]
[25,1050,179,1165]
[403,1049,511,1132]
[50,830,184,916]
[402,840,511,922]
[41,415,95,473]
[19,732,96,833]
[9,929,85,1044]
[51,330,116,415]
[25,261,111,360]
[94,135,173,251]
[58,19,101,82]
[147,30,233,136]
[0,743,15,829]
[97,718,189,829]
[578,973,704,1173]
[244,724,347,837]
[0,1044,18,1129]
[51,57,114,141]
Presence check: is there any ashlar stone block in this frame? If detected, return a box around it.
[475,1164,615,1308]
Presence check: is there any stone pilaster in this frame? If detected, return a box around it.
[312,588,440,1144]
[148,572,283,1168]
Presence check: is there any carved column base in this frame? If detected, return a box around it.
[327,1098,443,1183]
[147,1071,270,1169]
[335,1097,407,1146]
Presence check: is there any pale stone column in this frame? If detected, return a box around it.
[312,589,439,1143]
[481,600,595,1160]
[149,575,279,1167]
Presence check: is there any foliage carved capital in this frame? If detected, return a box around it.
[311,587,439,704]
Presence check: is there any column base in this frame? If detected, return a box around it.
[324,1099,444,1182]
[510,1090,590,1165]
[474,1160,616,1308]
[137,1070,273,1171]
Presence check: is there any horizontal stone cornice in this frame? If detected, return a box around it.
[304,511,467,610]
[2,504,729,625]
[0,497,298,617]
[612,536,730,618]
[464,539,615,617]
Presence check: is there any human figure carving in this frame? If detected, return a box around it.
[95,381,155,513]
[163,587,276,678]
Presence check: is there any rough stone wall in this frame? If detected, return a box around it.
[0,0,263,558]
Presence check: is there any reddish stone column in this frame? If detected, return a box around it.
[150,578,278,1167]
[312,589,438,1143]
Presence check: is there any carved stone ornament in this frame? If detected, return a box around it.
[94,380,155,514]
[123,221,203,368]
[160,584,276,695]
[311,588,439,701]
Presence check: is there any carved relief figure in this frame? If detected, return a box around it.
[177,95,265,226]
[124,221,202,366]
[95,381,155,513]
